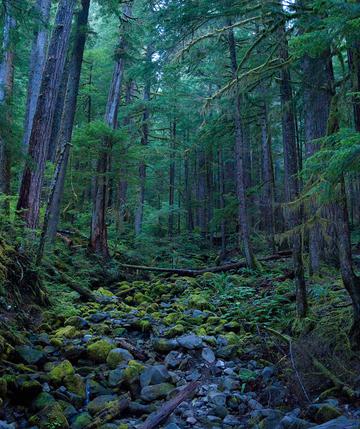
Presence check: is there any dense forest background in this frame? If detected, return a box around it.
[1,1,360,428]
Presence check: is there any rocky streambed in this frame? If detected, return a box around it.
[0,275,359,429]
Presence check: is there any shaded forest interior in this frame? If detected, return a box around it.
[1,0,360,428]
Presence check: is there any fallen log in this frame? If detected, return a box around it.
[116,337,148,361]
[138,380,200,429]
[118,251,292,277]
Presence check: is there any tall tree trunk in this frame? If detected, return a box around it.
[135,46,153,235]
[227,24,258,269]
[168,121,176,238]
[260,100,275,252]
[0,0,16,213]
[47,55,71,162]
[89,3,132,257]
[184,148,194,233]
[197,149,207,237]
[218,147,226,258]
[302,51,334,274]
[117,80,135,233]
[42,0,91,245]
[22,0,51,150]
[17,0,76,229]
[279,21,307,317]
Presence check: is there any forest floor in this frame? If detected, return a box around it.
[1,244,360,429]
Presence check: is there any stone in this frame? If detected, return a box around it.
[87,339,113,363]
[18,379,42,400]
[64,316,89,329]
[71,412,92,429]
[223,415,242,427]
[165,351,183,369]
[311,417,360,429]
[177,334,203,350]
[106,348,134,369]
[208,391,227,407]
[201,347,215,363]
[32,392,56,411]
[278,416,315,429]
[140,365,171,388]
[30,402,69,429]
[15,345,45,365]
[0,422,16,429]
[48,360,75,385]
[262,366,275,381]
[54,326,79,339]
[89,312,109,323]
[152,338,179,353]
[164,424,181,429]
[308,404,342,424]
[108,368,125,387]
[87,395,117,415]
[140,383,175,401]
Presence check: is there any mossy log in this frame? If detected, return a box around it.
[139,380,200,429]
[118,251,292,277]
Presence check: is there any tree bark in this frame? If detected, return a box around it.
[22,0,51,150]
[135,46,153,235]
[279,20,307,317]
[218,147,226,257]
[17,0,76,229]
[184,148,194,232]
[89,3,132,257]
[43,0,91,245]
[0,0,16,212]
[168,121,176,238]
[227,24,258,269]
[260,99,275,252]
[302,51,334,274]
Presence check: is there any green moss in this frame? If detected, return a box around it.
[189,293,211,310]
[33,392,56,411]
[54,326,79,339]
[64,374,86,398]
[96,287,114,297]
[71,413,92,429]
[123,360,145,384]
[163,313,181,326]
[48,360,75,385]
[87,340,114,363]
[166,324,185,337]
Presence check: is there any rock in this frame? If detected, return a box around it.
[165,351,183,369]
[87,395,117,415]
[177,334,203,350]
[106,348,134,369]
[108,368,125,387]
[208,391,227,407]
[259,383,286,407]
[0,422,16,429]
[278,416,315,428]
[308,404,342,424]
[122,360,145,384]
[65,316,89,329]
[63,344,85,362]
[15,345,45,365]
[140,383,175,401]
[140,365,171,388]
[89,312,109,323]
[48,360,75,385]
[164,424,181,429]
[311,417,360,428]
[32,392,56,411]
[54,326,79,339]
[212,404,228,418]
[262,366,275,381]
[18,379,42,401]
[202,347,215,363]
[29,402,69,429]
[152,338,179,353]
[223,415,242,427]
[71,412,92,429]
[87,339,114,362]
[64,373,86,398]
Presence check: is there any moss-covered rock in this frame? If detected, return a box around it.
[32,392,56,411]
[122,360,145,384]
[106,348,134,369]
[140,382,174,402]
[54,326,79,339]
[48,360,75,385]
[71,412,92,429]
[87,339,114,362]
[29,402,69,429]
[64,373,86,398]
[189,293,211,310]
[166,324,186,338]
